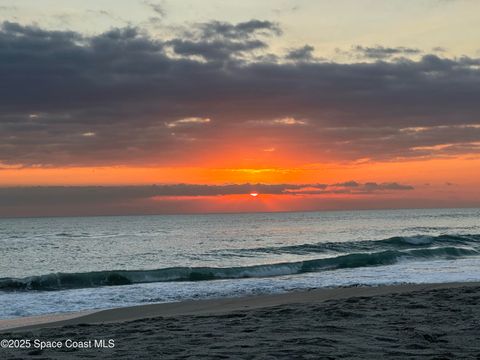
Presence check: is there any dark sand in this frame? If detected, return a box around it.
[1,282,479,359]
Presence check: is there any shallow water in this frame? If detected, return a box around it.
[1,208,479,318]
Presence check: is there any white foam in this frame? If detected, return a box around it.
[1,256,479,320]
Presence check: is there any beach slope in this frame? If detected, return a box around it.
[1,282,479,359]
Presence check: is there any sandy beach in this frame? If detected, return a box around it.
[1,282,479,359]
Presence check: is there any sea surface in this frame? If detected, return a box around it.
[1,208,480,319]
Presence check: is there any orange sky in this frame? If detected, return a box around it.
[1,10,480,216]
[1,155,479,216]
[2,156,478,186]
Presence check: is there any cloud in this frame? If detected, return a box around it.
[286,45,315,61]
[143,1,166,17]
[272,117,306,125]
[363,182,414,191]
[335,181,359,187]
[165,117,211,128]
[195,20,282,39]
[0,21,480,167]
[432,46,447,53]
[285,182,414,194]
[167,38,267,60]
[166,20,281,61]
[353,45,422,59]
[0,181,414,207]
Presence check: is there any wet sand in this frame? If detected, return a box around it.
[1,282,479,359]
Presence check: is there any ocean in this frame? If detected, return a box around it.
[1,208,480,319]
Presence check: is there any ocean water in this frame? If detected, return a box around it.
[1,208,480,319]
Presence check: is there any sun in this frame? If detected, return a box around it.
[250,192,259,197]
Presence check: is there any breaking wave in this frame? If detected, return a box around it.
[1,241,478,292]
[224,234,480,255]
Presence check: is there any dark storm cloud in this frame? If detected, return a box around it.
[0,181,414,207]
[0,21,480,167]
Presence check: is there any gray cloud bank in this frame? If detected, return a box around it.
[352,45,422,59]
[0,181,413,213]
[0,181,413,205]
[0,20,480,167]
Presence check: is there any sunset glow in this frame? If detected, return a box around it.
[0,0,479,217]
[2,4,480,358]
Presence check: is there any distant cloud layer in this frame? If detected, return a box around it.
[352,45,421,59]
[1,20,480,167]
[0,182,414,206]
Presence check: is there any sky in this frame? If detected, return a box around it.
[0,0,479,216]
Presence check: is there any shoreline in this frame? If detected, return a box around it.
[2,281,478,332]
[2,281,479,359]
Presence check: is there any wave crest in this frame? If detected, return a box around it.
[1,245,477,292]
[226,234,480,256]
